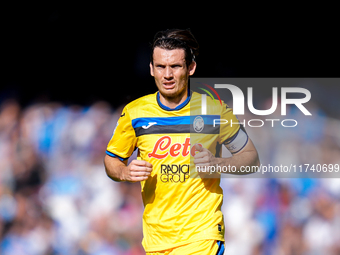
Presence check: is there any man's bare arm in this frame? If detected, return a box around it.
[219,138,259,174]
[194,138,260,175]
[104,155,153,182]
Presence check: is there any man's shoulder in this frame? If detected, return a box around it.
[123,92,158,120]
[125,92,158,109]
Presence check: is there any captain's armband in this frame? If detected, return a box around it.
[223,128,248,154]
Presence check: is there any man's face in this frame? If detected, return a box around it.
[150,47,196,101]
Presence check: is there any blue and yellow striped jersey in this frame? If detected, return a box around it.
[106,91,240,252]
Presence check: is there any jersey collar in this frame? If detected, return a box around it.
[156,89,192,111]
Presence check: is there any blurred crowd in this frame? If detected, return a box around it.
[0,100,144,254]
[0,98,340,255]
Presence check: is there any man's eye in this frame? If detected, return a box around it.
[156,65,165,68]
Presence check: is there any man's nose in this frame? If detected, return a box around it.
[164,67,173,79]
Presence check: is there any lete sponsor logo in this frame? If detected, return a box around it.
[148,136,201,159]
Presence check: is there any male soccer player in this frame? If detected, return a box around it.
[104,29,260,254]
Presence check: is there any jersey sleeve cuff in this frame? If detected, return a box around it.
[106,150,129,161]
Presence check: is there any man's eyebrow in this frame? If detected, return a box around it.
[154,60,185,66]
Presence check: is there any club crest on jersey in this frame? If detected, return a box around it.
[193,116,204,133]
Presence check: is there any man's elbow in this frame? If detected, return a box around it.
[251,150,261,169]
[103,155,123,182]
[254,154,260,167]
[240,151,260,175]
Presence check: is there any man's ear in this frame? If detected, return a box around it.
[188,61,197,76]
[150,62,154,77]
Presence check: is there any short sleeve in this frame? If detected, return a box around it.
[219,104,249,154]
[218,104,241,144]
[106,106,137,161]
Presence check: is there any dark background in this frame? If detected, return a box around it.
[2,4,338,108]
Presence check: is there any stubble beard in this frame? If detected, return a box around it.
[158,83,188,104]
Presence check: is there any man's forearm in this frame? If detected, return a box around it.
[104,155,153,182]
[216,139,260,175]
[104,155,126,182]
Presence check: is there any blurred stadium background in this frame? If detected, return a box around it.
[1,5,340,255]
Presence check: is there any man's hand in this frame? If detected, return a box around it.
[122,159,153,182]
[193,144,221,178]
[193,144,216,167]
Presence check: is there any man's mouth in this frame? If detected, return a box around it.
[163,81,176,90]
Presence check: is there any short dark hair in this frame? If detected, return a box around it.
[150,28,199,66]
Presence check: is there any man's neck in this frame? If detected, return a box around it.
[158,90,188,110]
